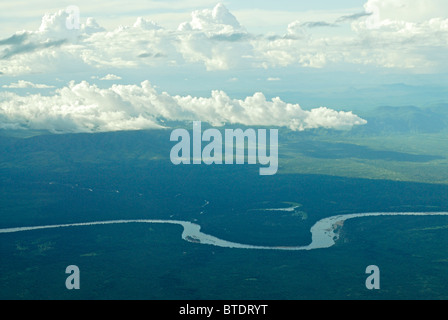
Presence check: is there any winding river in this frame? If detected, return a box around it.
[1,212,448,251]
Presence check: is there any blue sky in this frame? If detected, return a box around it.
[0,1,447,133]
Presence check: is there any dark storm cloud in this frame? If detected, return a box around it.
[0,39,67,60]
[0,33,29,46]
[335,11,373,23]
[300,11,372,29]
[209,32,250,42]
[301,21,337,28]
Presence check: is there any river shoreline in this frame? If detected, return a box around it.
[1,212,447,251]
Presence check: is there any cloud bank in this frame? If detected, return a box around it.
[0,81,366,133]
[0,1,447,75]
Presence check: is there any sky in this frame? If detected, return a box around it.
[0,0,367,37]
[0,0,447,133]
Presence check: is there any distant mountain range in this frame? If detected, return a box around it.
[351,103,448,135]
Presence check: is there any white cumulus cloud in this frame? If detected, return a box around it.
[178,3,244,35]
[0,80,367,133]
[99,74,122,81]
[2,80,55,89]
